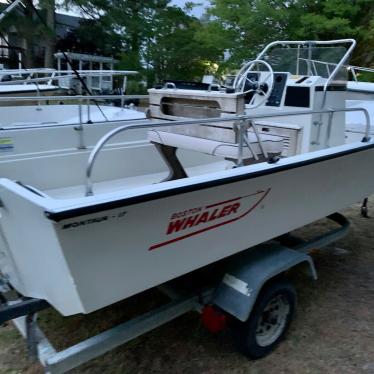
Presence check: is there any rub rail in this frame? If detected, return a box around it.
[85,106,371,196]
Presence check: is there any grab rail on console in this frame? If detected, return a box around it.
[84,106,371,196]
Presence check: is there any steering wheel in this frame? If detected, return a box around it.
[233,59,274,109]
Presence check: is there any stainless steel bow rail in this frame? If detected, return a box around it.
[0,213,351,373]
[85,106,371,196]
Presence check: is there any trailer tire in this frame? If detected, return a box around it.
[238,278,296,359]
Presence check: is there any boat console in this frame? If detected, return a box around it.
[149,41,355,162]
[148,74,347,166]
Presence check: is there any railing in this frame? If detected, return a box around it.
[298,58,336,77]
[0,94,149,150]
[0,70,139,95]
[0,94,147,103]
[348,65,374,80]
[84,106,371,196]
[256,39,355,86]
[298,58,374,83]
[0,68,58,97]
[0,68,56,76]
[0,70,137,84]
[255,39,356,107]
[0,94,148,126]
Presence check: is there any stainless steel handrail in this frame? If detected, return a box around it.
[0,94,149,102]
[0,71,139,86]
[349,65,374,74]
[0,68,56,74]
[254,39,356,104]
[298,58,374,82]
[0,117,149,131]
[0,69,137,75]
[0,94,149,134]
[85,106,371,196]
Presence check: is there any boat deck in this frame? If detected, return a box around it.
[45,160,231,199]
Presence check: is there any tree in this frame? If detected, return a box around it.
[67,0,170,70]
[40,0,56,67]
[67,0,222,86]
[203,0,374,72]
[293,0,374,66]
[201,0,300,71]
[56,19,122,57]
[144,6,223,84]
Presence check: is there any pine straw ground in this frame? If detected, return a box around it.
[0,199,373,374]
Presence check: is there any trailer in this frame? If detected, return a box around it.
[0,213,349,373]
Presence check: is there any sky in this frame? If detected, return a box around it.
[57,0,209,18]
[171,0,208,17]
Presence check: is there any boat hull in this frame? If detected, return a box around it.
[0,86,61,106]
[1,143,374,315]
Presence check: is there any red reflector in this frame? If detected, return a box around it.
[201,305,227,333]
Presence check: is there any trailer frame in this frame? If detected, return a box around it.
[0,213,350,373]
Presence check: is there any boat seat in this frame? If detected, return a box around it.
[148,127,283,161]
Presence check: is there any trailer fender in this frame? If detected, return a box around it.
[212,243,317,322]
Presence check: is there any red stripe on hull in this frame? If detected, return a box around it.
[149,188,271,251]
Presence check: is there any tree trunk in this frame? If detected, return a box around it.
[23,0,34,67]
[42,0,55,68]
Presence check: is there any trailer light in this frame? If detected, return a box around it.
[201,305,227,333]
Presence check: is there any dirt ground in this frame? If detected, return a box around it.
[0,199,373,374]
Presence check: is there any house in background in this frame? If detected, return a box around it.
[0,7,84,69]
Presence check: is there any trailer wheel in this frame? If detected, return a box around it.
[238,279,296,359]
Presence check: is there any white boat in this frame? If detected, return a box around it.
[0,39,373,318]
[0,50,138,99]
[0,66,148,159]
[0,65,139,99]
[0,95,148,162]
[0,83,59,96]
[0,68,60,98]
